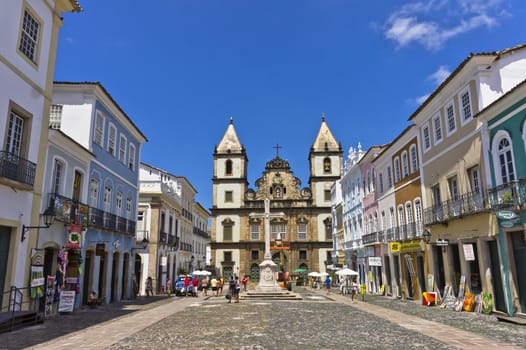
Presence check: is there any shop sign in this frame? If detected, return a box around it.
[390,242,400,253]
[67,224,82,249]
[500,220,515,228]
[463,244,475,261]
[400,240,423,252]
[161,256,167,266]
[368,257,382,266]
[58,291,75,313]
[496,210,518,221]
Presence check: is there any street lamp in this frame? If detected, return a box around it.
[21,206,55,242]
[422,229,431,244]
[131,238,149,252]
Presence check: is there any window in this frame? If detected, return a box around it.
[50,104,62,129]
[422,125,431,151]
[460,89,472,124]
[381,211,386,231]
[225,191,233,203]
[126,197,132,219]
[115,192,123,215]
[497,137,515,184]
[271,223,286,240]
[223,225,232,241]
[138,211,144,222]
[323,157,331,173]
[387,166,393,188]
[397,206,405,232]
[89,179,99,207]
[389,207,395,229]
[108,124,116,156]
[224,251,232,262]
[119,134,127,163]
[433,115,443,144]
[19,9,40,63]
[394,157,401,182]
[297,223,307,240]
[94,112,104,147]
[401,152,409,178]
[251,250,259,260]
[225,159,233,175]
[468,166,481,193]
[52,159,64,195]
[378,173,384,194]
[445,103,456,135]
[414,199,423,235]
[448,176,459,201]
[432,184,441,207]
[299,250,307,260]
[409,145,417,173]
[405,202,413,223]
[128,143,136,170]
[72,170,82,201]
[250,223,260,240]
[324,189,331,201]
[5,111,25,157]
[103,186,112,212]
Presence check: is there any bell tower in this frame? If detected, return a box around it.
[308,114,343,208]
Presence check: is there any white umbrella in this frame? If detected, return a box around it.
[202,270,211,276]
[320,272,329,276]
[192,270,205,276]
[308,272,321,277]
[335,268,359,276]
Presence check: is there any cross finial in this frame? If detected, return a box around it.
[273,144,282,158]
[321,112,325,122]
[229,116,233,124]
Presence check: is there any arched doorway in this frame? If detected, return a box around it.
[134,253,142,296]
[121,253,129,300]
[110,252,119,302]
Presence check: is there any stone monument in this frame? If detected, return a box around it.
[249,198,285,292]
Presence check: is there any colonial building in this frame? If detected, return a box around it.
[479,78,526,316]
[0,0,81,309]
[210,116,342,281]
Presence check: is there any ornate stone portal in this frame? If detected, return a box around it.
[249,198,285,292]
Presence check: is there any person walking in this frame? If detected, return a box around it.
[241,276,248,292]
[210,277,217,296]
[217,276,224,296]
[191,277,199,297]
[228,276,235,303]
[325,275,331,295]
[146,277,153,297]
[351,279,358,301]
[234,276,241,303]
[166,278,172,297]
[201,277,208,296]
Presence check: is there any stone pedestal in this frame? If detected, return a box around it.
[256,259,280,292]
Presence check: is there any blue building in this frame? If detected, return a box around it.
[50,82,147,307]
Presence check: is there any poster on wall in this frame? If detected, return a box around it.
[58,290,75,313]
[463,244,475,261]
[45,275,56,317]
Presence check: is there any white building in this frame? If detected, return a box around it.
[0,0,81,308]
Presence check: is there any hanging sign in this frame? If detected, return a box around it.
[67,224,82,249]
[496,210,518,221]
[368,257,382,266]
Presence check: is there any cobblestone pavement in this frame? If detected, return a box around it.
[0,288,524,350]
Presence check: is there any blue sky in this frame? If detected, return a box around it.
[55,0,525,210]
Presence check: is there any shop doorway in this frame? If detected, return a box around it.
[488,240,506,312]
[511,231,526,313]
[82,251,93,305]
[450,243,461,295]
[111,252,119,303]
[393,255,402,298]
[97,252,106,302]
[134,253,142,295]
[384,255,392,295]
[0,226,11,309]
[432,245,445,292]
[121,253,129,300]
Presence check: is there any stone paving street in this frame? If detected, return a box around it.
[0,288,524,350]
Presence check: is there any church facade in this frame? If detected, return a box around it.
[210,116,343,281]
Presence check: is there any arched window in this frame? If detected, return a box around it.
[492,133,515,185]
[401,152,409,178]
[323,157,331,173]
[405,202,413,237]
[414,199,423,235]
[225,159,233,175]
[394,157,401,182]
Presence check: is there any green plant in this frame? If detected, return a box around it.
[500,191,513,203]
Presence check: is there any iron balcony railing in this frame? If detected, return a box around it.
[424,190,489,225]
[0,151,36,187]
[49,193,90,227]
[487,178,526,210]
[159,231,168,244]
[362,231,379,245]
[385,227,399,242]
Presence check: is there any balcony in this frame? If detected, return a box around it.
[136,230,150,243]
[159,231,168,244]
[424,190,489,226]
[487,179,526,210]
[0,151,36,188]
[49,193,89,227]
[362,232,379,245]
[88,207,136,235]
[167,234,179,248]
[385,227,400,242]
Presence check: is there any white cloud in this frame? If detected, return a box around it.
[383,0,506,50]
[428,65,450,85]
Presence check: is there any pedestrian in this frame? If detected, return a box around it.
[351,279,358,301]
[242,276,248,292]
[217,276,224,296]
[211,277,217,296]
[166,278,172,296]
[234,276,241,303]
[325,275,331,294]
[228,276,235,303]
[146,277,153,297]
[201,277,208,296]
[184,276,191,296]
[192,276,199,297]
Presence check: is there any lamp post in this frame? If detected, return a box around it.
[422,229,431,244]
[21,206,55,242]
[188,255,194,273]
[131,238,149,253]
